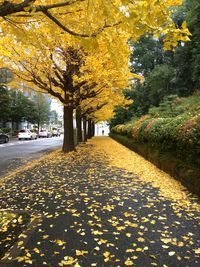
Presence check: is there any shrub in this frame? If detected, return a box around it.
[131,115,149,139]
[0,128,11,134]
[110,94,200,163]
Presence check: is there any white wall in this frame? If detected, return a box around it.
[95,122,110,136]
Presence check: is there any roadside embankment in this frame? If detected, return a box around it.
[109,132,200,196]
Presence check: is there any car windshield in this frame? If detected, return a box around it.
[19,130,26,133]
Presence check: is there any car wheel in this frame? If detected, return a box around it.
[5,137,9,143]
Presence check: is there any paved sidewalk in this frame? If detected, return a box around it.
[0,137,199,267]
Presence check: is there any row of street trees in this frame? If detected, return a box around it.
[0,86,58,132]
[0,0,191,152]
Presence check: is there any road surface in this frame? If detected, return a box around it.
[0,136,63,177]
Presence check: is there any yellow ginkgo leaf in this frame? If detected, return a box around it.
[92,230,103,235]
[59,256,77,266]
[33,248,40,254]
[25,259,33,264]
[99,239,108,244]
[194,248,200,254]
[16,256,26,262]
[55,239,66,246]
[18,241,24,246]
[125,257,134,266]
[124,212,132,217]
[126,249,134,252]
[103,251,110,256]
[75,250,88,256]
[138,237,145,242]
[182,21,187,29]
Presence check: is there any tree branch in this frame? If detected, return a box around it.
[82,102,108,117]
[0,0,84,17]
[0,0,122,37]
[0,0,34,17]
[42,9,122,37]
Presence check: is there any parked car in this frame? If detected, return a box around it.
[18,129,37,140]
[38,129,52,138]
[52,128,60,137]
[0,130,9,143]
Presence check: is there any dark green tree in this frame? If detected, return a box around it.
[31,92,51,131]
[9,90,35,130]
[50,110,59,126]
[145,64,175,107]
[130,36,173,76]
[0,85,11,127]
[172,0,200,95]
[187,0,200,89]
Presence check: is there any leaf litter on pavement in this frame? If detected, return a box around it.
[0,137,199,266]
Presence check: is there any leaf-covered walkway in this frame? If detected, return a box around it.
[0,137,199,266]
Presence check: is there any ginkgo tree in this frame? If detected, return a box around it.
[0,0,191,49]
[80,89,132,141]
[0,0,192,153]
[73,41,133,143]
[1,27,132,152]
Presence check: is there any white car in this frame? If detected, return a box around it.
[18,130,37,140]
[52,128,60,137]
[38,129,52,138]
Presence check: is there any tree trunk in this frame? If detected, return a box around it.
[62,105,75,153]
[83,117,87,142]
[87,119,92,139]
[76,109,82,143]
[91,122,95,137]
[11,119,14,135]
[37,122,40,134]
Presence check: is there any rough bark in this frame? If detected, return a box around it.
[62,105,75,152]
[87,118,92,139]
[91,122,95,137]
[83,116,87,142]
[11,119,14,135]
[76,109,82,143]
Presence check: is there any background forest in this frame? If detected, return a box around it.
[110,0,200,126]
[0,87,59,133]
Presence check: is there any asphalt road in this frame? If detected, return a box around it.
[0,139,199,266]
[0,136,63,177]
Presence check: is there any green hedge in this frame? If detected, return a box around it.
[111,114,200,165]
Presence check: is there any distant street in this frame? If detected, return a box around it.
[0,136,63,177]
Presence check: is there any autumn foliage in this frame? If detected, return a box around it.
[0,0,191,152]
